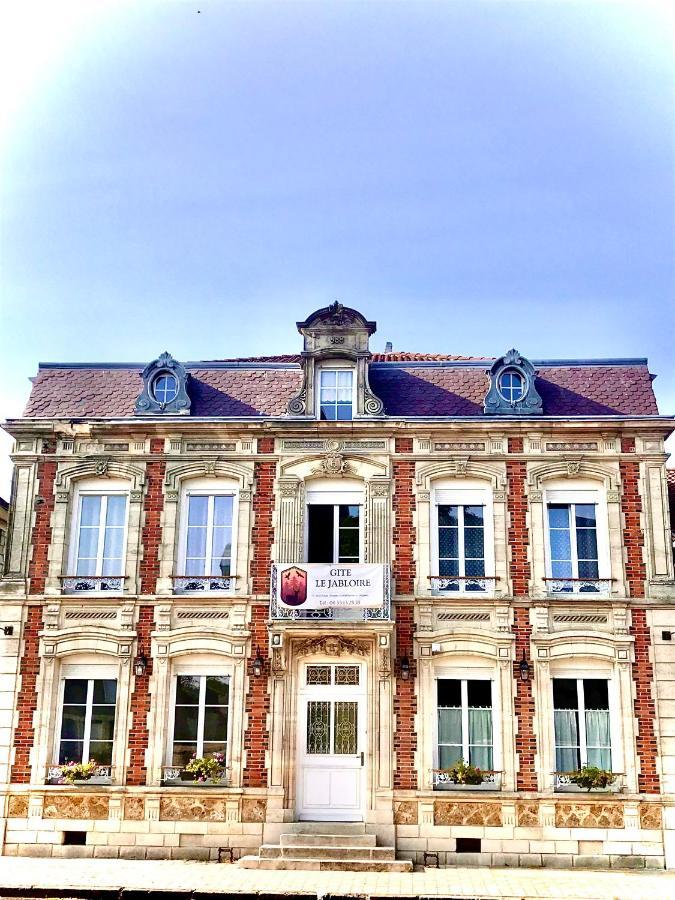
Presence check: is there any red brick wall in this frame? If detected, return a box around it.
[242,605,269,787]
[620,456,646,599]
[631,608,660,793]
[393,438,416,596]
[126,605,154,785]
[10,606,43,783]
[513,607,538,790]
[139,438,165,595]
[27,440,57,595]
[250,460,276,595]
[393,605,417,789]
[257,437,275,454]
[506,437,530,597]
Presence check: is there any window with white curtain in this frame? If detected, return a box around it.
[182,494,234,576]
[431,485,494,594]
[69,488,128,579]
[553,678,612,772]
[544,487,609,593]
[437,678,493,770]
[318,368,354,420]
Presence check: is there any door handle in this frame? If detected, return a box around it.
[360,752,364,766]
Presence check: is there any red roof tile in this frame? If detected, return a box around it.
[21,360,660,419]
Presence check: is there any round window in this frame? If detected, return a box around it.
[498,369,525,403]
[152,372,179,404]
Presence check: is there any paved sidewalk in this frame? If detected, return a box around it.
[0,858,674,899]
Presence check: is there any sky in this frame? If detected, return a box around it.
[0,0,673,498]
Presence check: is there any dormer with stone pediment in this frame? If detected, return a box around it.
[287,302,385,418]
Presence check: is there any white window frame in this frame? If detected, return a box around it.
[54,664,119,766]
[305,484,364,564]
[431,484,495,595]
[544,486,610,594]
[177,479,239,588]
[166,666,233,765]
[67,480,130,579]
[552,675,614,771]
[316,363,356,421]
[433,669,497,771]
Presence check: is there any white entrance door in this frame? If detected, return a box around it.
[297,663,366,821]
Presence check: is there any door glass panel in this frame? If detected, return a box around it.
[335,665,360,686]
[333,701,358,754]
[307,701,331,754]
[306,665,331,685]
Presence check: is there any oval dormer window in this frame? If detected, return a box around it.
[497,370,525,403]
[152,372,179,405]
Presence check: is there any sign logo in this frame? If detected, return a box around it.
[280,566,308,607]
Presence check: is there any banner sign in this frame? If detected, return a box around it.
[273,563,384,609]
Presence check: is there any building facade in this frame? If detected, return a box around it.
[1,302,674,869]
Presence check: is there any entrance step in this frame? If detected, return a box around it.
[240,822,412,873]
[260,844,395,860]
[281,832,376,848]
[239,855,412,872]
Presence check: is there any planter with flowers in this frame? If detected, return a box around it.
[433,760,501,791]
[163,753,227,786]
[555,766,619,792]
[54,760,98,785]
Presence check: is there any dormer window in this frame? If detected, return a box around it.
[319,369,354,421]
[152,372,179,405]
[484,349,543,416]
[497,370,525,403]
[135,351,191,416]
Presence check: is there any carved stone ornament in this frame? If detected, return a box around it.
[135,351,191,416]
[94,457,110,476]
[294,635,369,658]
[484,348,543,416]
[312,452,352,477]
[271,646,286,674]
[565,460,582,476]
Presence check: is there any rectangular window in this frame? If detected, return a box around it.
[171,675,229,767]
[547,503,599,591]
[58,678,117,765]
[437,504,486,591]
[437,679,493,770]
[75,494,127,577]
[307,504,361,563]
[319,369,353,420]
[553,678,611,772]
[184,494,234,577]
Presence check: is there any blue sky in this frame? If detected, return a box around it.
[1,0,673,496]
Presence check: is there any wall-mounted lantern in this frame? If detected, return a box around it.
[400,656,411,681]
[134,654,148,677]
[519,652,530,683]
[252,648,264,678]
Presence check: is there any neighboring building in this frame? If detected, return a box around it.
[1,302,674,870]
[0,497,8,572]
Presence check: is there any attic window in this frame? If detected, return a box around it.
[319,369,353,421]
[152,372,179,405]
[497,370,525,403]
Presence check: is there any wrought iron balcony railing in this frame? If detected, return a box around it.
[432,769,502,791]
[47,764,116,785]
[172,575,238,594]
[545,578,612,596]
[429,575,498,596]
[60,576,127,594]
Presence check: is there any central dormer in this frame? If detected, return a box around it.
[287,302,385,418]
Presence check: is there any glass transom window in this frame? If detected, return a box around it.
[171,674,229,767]
[319,369,353,420]
[152,372,179,404]
[75,494,127,578]
[497,370,525,403]
[58,678,117,765]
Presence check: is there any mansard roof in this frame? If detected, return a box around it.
[21,355,660,419]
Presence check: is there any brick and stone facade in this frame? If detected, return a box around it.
[0,303,673,869]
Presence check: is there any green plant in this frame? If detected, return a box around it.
[183,753,226,783]
[567,766,616,791]
[58,760,98,784]
[442,759,485,785]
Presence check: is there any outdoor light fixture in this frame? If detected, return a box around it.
[134,654,148,677]
[253,648,264,678]
[2,626,13,636]
[519,652,530,682]
[400,656,411,681]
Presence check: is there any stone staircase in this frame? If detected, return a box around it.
[239,822,413,872]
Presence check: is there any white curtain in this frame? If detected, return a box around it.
[468,708,493,769]
[554,709,580,772]
[585,709,611,769]
[438,708,461,767]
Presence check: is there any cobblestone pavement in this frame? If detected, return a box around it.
[0,858,674,899]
